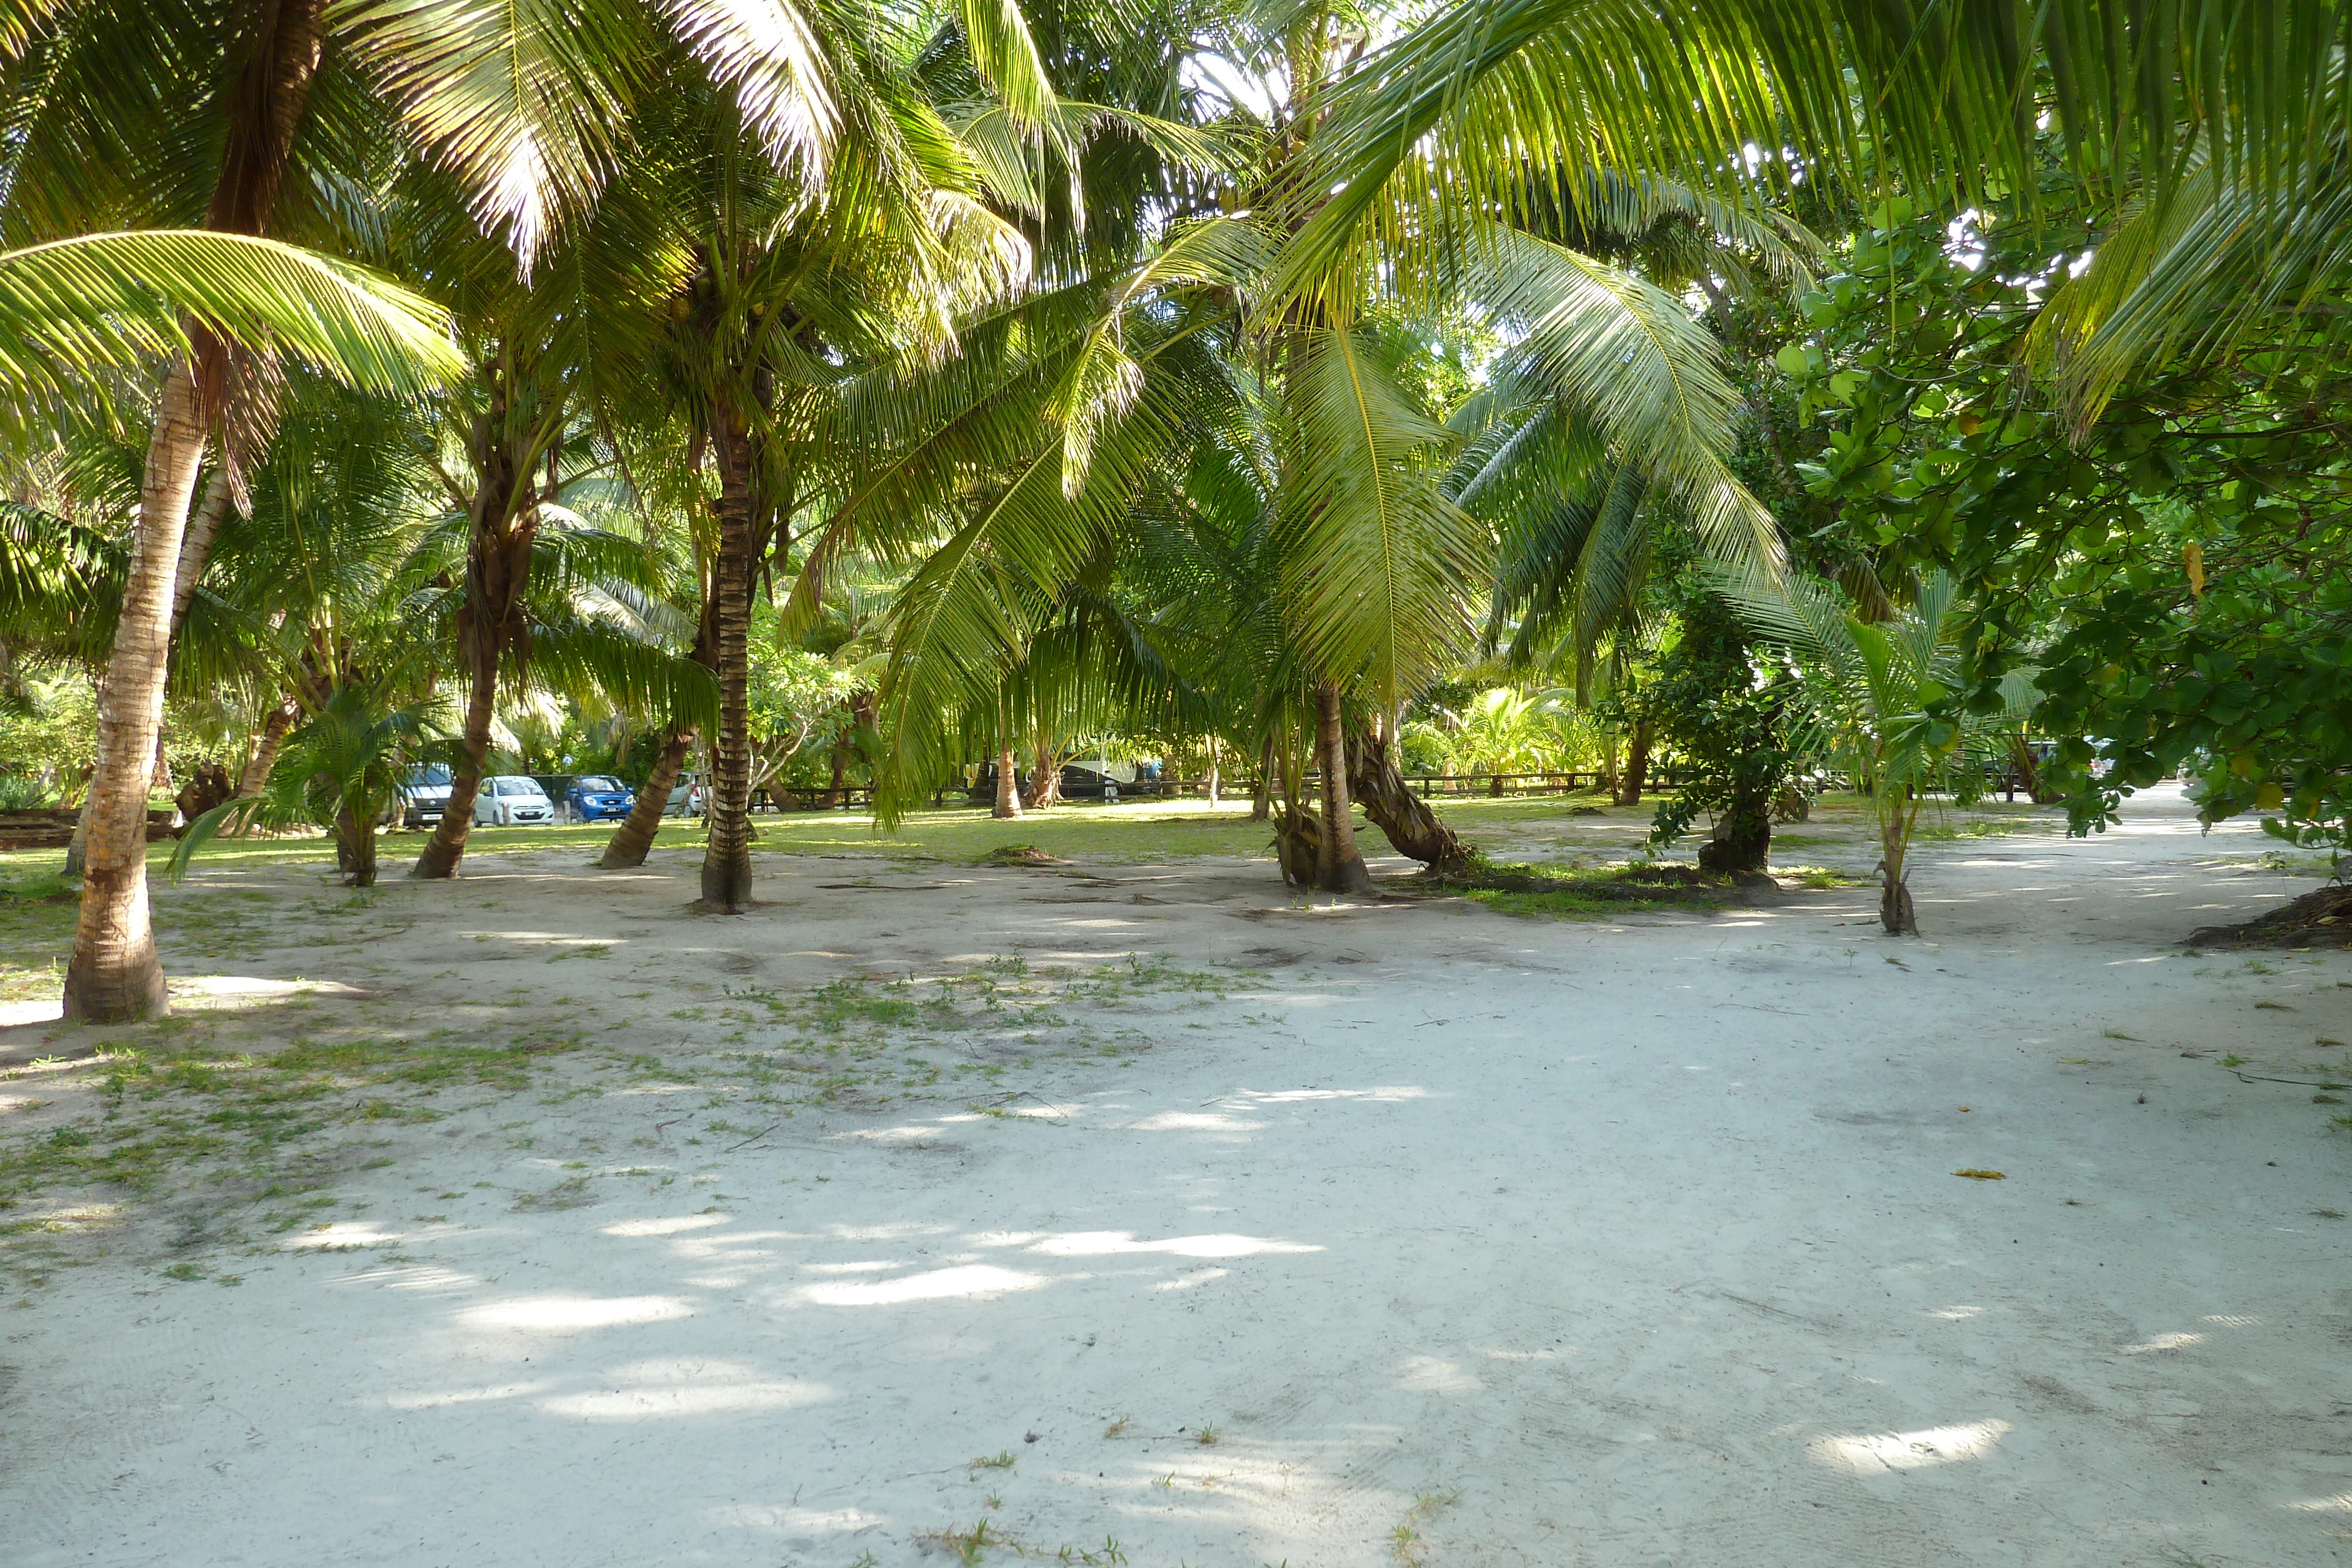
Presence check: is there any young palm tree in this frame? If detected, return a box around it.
[1722,568,2033,935]
[168,683,450,888]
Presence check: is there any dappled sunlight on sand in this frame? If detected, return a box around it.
[458,1294,694,1331]
[600,1214,730,1238]
[1809,1419,2013,1473]
[1124,1109,1264,1131]
[1025,1231,1319,1259]
[538,1360,833,1420]
[799,1263,1050,1305]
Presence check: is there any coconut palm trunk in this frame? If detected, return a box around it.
[61,367,208,1019]
[1346,717,1469,874]
[336,804,378,888]
[413,378,535,880]
[601,731,693,868]
[699,397,757,911]
[1029,737,1059,808]
[1311,681,1373,894]
[992,746,1023,819]
[238,696,299,797]
[61,0,327,1021]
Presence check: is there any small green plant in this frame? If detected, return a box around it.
[1102,1415,1130,1437]
[929,1520,999,1564]
[1192,1425,1219,1446]
[970,1450,1016,1471]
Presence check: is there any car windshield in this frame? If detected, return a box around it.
[404,764,452,787]
[577,776,623,792]
[500,779,543,798]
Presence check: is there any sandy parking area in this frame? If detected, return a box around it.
[3,785,2348,1567]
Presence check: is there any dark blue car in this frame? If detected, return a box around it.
[564,774,636,823]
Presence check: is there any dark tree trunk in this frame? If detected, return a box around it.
[1698,811,1772,874]
[1880,874,1918,935]
[1615,720,1651,807]
[699,395,757,912]
[1272,737,1318,887]
[1250,738,1271,822]
[173,762,233,830]
[338,806,377,888]
[414,375,534,880]
[601,730,691,869]
[1311,683,1374,894]
[1346,719,1471,874]
[1698,753,1776,876]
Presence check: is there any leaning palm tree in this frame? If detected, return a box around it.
[0,230,462,1021]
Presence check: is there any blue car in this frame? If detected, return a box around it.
[563,774,636,823]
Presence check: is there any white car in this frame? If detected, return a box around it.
[475,775,556,827]
[664,771,705,818]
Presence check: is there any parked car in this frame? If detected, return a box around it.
[394,763,454,829]
[664,772,704,818]
[474,774,556,827]
[554,774,632,823]
[530,774,575,808]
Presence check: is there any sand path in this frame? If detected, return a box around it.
[3,784,2348,1566]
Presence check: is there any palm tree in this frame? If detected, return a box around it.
[1722,567,2033,934]
[824,2,1782,897]
[14,0,869,1012]
[168,683,450,889]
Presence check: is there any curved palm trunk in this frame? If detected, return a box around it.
[1251,737,1272,822]
[414,647,497,878]
[699,399,756,911]
[1311,682,1374,894]
[992,747,1023,820]
[602,731,692,869]
[237,697,299,798]
[169,468,237,634]
[62,367,208,1020]
[413,385,533,880]
[1347,719,1469,874]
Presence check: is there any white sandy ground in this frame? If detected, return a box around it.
[2,784,2350,1567]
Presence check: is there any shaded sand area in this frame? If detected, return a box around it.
[2,784,2348,1566]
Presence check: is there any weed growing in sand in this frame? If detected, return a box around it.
[1390,1490,1460,1566]
[927,1519,1001,1563]
[970,1450,1016,1471]
[1192,1425,1220,1446]
[1102,1415,1131,1438]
